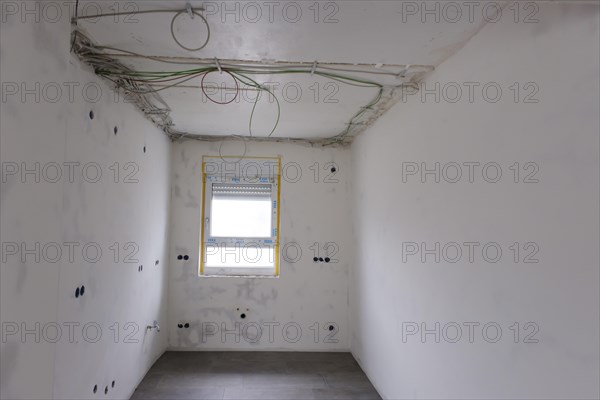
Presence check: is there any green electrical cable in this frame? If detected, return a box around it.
[87,51,392,141]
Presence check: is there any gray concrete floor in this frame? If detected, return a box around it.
[131,351,381,400]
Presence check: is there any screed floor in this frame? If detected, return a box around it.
[131,352,381,400]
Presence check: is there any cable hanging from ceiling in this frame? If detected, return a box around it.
[73,4,211,52]
[70,4,413,146]
[80,44,387,142]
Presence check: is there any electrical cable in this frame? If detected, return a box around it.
[170,10,210,51]
[70,0,79,52]
[72,31,404,144]
[74,7,210,52]
[88,45,413,77]
[201,70,239,104]
[73,8,205,20]
[229,71,281,137]
[96,63,380,140]
[218,136,248,163]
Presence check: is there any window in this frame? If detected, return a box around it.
[200,157,281,277]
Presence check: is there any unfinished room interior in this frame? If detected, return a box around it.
[1,1,599,399]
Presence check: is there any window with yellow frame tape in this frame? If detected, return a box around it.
[199,156,281,277]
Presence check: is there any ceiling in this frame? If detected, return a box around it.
[74,0,493,142]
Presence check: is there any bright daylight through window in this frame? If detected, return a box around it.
[200,157,281,277]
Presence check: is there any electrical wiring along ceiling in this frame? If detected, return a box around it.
[71,1,488,145]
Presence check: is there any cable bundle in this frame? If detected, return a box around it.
[71,5,416,146]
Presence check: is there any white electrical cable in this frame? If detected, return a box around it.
[218,136,248,163]
[74,7,210,52]
[170,10,210,51]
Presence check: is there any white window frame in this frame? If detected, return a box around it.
[200,156,281,277]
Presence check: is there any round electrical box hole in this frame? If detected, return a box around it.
[112,380,115,388]
[325,257,331,263]
[80,285,85,296]
[75,287,80,298]
[93,385,97,394]
[155,260,159,266]
[184,323,190,328]
[183,255,189,260]
[319,257,324,262]
[89,110,94,120]
[177,255,183,260]
[114,126,118,135]
[313,257,318,262]
[240,313,246,319]
[329,325,335,331]
[331,167,337,173]
[178,323,183,328]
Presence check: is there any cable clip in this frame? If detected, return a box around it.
[186,2,194,19]
[310,61,318,77]
[215,58,222,74]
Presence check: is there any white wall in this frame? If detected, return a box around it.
[1,4,171,399]
[168,140,352,351]
[3,1,599,399]
[350,2,600,399]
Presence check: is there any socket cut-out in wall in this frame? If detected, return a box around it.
[236,307,250,319]
[93,380,115,395]
[313,257,331,263]
[75,285,85,298]
[138,265,143,272]
[177,323,190,329]
[177,254,190,260]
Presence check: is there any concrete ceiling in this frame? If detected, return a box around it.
[75,0,493,141]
